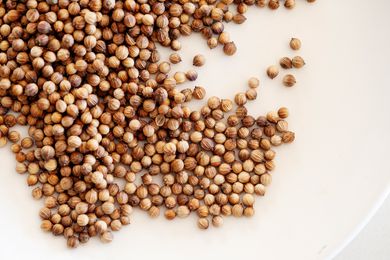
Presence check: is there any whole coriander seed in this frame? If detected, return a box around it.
[223,42,237,56]
[292,56,306,68]
[193,86,206,100]
[186,70,198,81]
[193,55,206,67]
[267,65,279,79]
[278,107,289,118]
[279,57,293,69]
[212,216,224,227]
[248,77,260,88]
[283,74,296,87]
[197,218,209,229]
[284,0,295,9]
[169,53,182,64]
[290,38,302,50]
[268,0,280,9]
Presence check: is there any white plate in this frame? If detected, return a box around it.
[1,1,390,259]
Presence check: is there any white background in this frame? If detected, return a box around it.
[0,1,390,259]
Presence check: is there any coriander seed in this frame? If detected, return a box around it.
[292,56,305,68]
[267,65,279,79]
[290,38,301,50]
[283,74,296,87]
[280,57,293,69]
[193,55,206,67]
[223,42,237,56]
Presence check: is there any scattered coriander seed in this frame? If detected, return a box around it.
[278,107,289,118]
[267,65,279,79]
[100,231,113,243]
[219,32,231,45]
[283,74,297,87]
[223,42,237,56]
[292,56,306,68]
[169,53,182,64]
[207,38,218,49]
[290,38,302,50]
[246,89,258,100]
[284,0,296,9]
[280,57,293,69]
[248,77,260,88]
[186,70,198,81]
[212,216,224,227]
[193,55,206,67]
[198,218,209,229]
[193,86,206,100]
[268,0,280,10]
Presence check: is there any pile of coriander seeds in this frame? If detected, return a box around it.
[0,0,311,248]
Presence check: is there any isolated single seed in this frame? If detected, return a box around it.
[193,55,205,67]
[290,38,302,50]
[223,42,237,56]
[267,65,279,79]
[283,74,296,87]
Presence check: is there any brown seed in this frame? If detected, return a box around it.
[292,56,305,68]
[280,57,293,69]
[233,14,247,24]
[284,0,295,9]
[212,216,224,227]
[169,53,182,64]
[248,77,260,88]
[193,55,205,67]
[267,65,279,79]
[283,74,296,87]
[268,0,280,9]
[278,107,289,118]
[223,42,237,56]
[193,86,206,100]
[290,38,302,50]
[186,70,198,81]
[100,231,113,243]
[197,218,209,229]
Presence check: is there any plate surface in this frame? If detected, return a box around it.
[1,1,390,259]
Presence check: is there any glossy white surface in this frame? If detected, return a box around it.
[0,1,390,259]
[336,194,390,260]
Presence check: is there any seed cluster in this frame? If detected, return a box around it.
[266,37,305,87]
[0,0,306,248]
